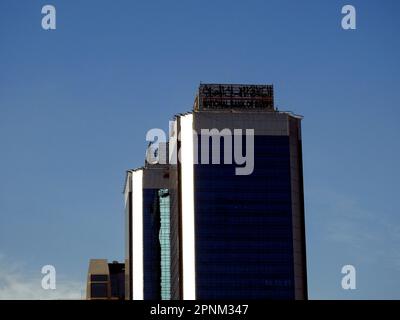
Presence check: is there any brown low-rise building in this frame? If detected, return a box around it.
[86,259,125,300]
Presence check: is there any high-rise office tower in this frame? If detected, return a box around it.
[125,84,307,300]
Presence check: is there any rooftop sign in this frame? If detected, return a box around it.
[196,84,274,111]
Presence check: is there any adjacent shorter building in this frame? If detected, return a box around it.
[86,259,125,300]
[124,163,171,300]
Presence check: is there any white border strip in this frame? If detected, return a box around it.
[131,169,144,300]
[180,114,196,299]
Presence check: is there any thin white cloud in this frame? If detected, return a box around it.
[0,254,84,300]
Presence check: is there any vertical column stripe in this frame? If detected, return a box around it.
[180,114,196,300]
[131,170,144,300]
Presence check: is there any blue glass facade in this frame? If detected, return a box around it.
[143,189,161,300]
[194,135,295,299]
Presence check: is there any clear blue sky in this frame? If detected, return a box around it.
[0,0,399,299]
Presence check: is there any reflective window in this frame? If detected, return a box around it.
[159,189,171,300]
[90,274,108,282]
[90,283,108,298]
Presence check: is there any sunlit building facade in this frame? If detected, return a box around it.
[125,84,307,300]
